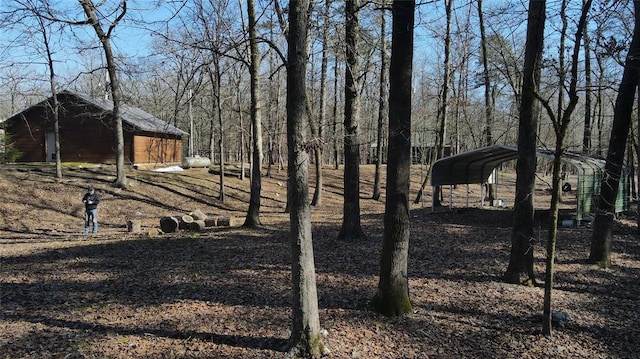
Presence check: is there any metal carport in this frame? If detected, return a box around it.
[429,145,629,222]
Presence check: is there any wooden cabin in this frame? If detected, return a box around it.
[3,91,187,165]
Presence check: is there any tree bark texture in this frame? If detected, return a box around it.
[503,0,545,286]
[79,0,128,189]
[431,0,453,208]
[311,0,330,207]
[339,0,366,241]
[216,62,226,202]
[478,0,496,204]
[589,0,640,267]
[332,59,340,170]
[38,14,62,179]
[286,0,325,356]
[637,107,640,233]
[542,153,562,335]
[244,0,263,227]
[583,8,593,154]
[373,5,388,202]
[373,0,414,318]
[541,0,591,336]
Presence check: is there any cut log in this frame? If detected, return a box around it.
[148,228,163,237]
[188,220,207,232]
[214,215,237,227]
[181,214,194,223]
[160,216,179,233]
[204,217,218,227]
[178,215,194,230]
[189,209,208,221]
[127,219,142,233]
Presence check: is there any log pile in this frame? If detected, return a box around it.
[154,210,238,235]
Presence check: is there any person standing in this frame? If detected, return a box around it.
[82,186,100,233]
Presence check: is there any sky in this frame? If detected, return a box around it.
[1,0,623,118]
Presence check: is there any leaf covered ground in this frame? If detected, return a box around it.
[0,164,638,358]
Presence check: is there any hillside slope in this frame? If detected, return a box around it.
[1,164,638,358]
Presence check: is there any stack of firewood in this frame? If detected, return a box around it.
[149,209,237,236]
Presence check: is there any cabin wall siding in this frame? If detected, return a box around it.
[5,111,47,162]
[133,134,183,164]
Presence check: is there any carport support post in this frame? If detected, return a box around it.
[481,182,485,207]
[449,185,453,210]
[431,186,435,212]
[576,172,582,222]
[466,183,469,207]
[494,169,499,206]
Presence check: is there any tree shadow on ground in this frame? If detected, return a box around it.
[2,198,639,358]
[2,313,289,352]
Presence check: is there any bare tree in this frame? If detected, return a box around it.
[636,113,640,233]
[583,0,593,154]
[373,2,389,201]
[4,0,63,177]
[637,116,640,233]
[285,0,326,356]
[332,59,341,170]
[310,0,331,207]
[590,0,640,268]
[39,9,62,179]
[78,0,129,188]
[243,0,264,226]
[414,0,453,206]
[478,0,496,203]
[373,0,415,317]
[339,0,367,241]
[503,0,546,286]
[534,0,592,336]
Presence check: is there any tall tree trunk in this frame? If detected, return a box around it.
[79,0,128,189]
[595,46,605,157]
[39,15,62,179]
[540,0,591,336]
[636,111,640,233]
[503,0,546,286]
[589,0,640,267]
[373,3,388,201]
[636,104,640,233]
[244,0,263,226]
[478,0,495,203]
[216,61,226,202]
[583,5,593,154]
[286,0,325,356]
[542,150,563,335]
[373,0,414,317]
[311,0,329,207]
[333,60,340,169]
[237,69,246,181]
[339,0,366,241]
[414,0,452,206]
[432,0,453,207]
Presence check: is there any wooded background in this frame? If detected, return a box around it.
[1,0,637,170]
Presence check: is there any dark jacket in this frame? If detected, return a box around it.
[82,192,100,211]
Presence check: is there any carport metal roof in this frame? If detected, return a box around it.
[429,145,629,221]
[430,144,605,186]
[430,145,519,186]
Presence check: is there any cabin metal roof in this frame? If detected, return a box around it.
[64,91,188,136]
[4,90,187,137]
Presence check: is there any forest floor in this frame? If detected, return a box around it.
[0,163,638,359]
